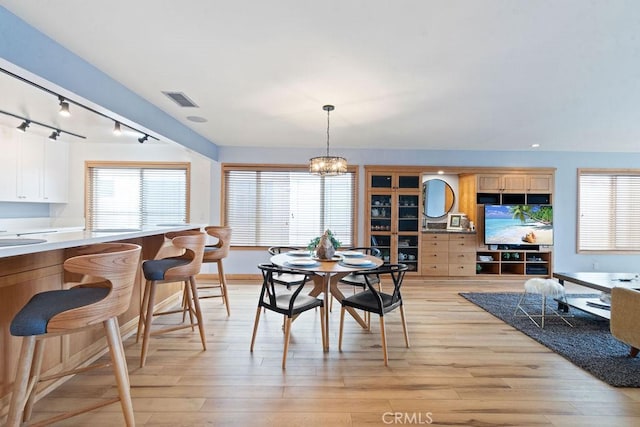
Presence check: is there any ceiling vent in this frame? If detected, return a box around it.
[162,91,199,108]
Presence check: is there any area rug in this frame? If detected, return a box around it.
[459,292,640,387]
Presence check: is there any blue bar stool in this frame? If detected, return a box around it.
[5,243,142,427]
[136,231,206,367]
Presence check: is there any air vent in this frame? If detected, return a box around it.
[162,91,199,108]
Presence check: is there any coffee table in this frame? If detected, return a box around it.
[553,272,640,320]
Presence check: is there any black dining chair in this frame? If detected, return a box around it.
[251,263,325,369]
[338,263,409,366]
[334,247,382,313]
[267,246,309,289]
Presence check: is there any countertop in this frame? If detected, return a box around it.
[422,229,476,234]
[0,224,201,258]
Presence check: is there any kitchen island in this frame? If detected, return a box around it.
[0,225,199,410]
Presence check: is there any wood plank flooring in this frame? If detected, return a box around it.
[23,278,640,426]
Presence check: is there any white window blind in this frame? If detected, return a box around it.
[87,164,188,230]
[578,170,640,252]
[224,166,356,247]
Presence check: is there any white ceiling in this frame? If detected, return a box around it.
[2,0,640,152]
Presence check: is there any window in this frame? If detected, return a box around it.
[223,164,357,247]
[578,169,640,253]
[87,162,189,230]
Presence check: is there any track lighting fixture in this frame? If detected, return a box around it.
[113,121,122,136]
[1,67,159,143]
[16,120,30,132]
[49,130,61,140]
[58,96,71,117]
[138,134,149,143]
[1,110,86,139]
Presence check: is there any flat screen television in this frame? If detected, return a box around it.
[484,204,553,246]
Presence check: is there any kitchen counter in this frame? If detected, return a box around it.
[0,224,200,258]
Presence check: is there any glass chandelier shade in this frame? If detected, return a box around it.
[309,104,347,176]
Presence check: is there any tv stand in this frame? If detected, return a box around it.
[476,248,551,277]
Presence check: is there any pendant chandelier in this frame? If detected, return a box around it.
[309,104,347,176]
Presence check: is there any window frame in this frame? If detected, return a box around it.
[85,161,191,229]
[221,163,359,249]
[577,168,640,254]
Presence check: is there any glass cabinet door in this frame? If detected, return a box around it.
[370,193,392,262]
[396,194,420,272]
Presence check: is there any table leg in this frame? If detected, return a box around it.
[557,278,570,312]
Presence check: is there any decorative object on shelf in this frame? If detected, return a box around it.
[308,229,342,259]
[309,105,347,176]
[447,213,466,230]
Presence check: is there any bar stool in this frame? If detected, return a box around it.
[198,225,232,316]
[6,243,142,427]
[137,231,206,367]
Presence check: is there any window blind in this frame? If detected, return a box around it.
[578,170,640,252]
[87,164,188,230]
[224,166,356,247]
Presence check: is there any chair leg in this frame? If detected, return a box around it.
[282,317,292,369]
[22,339,45,422]
[140,280,157,367]
[541,295,547,329]
[136,278,152,343]
[217,260,231,316]
[400,305,410,348]
[338,306,346,351]
[379,316,389,367]
[183,280,196,331]
[319,305,327,352]
[630,346,639,358]
[6,335,37,427]
[188,276,207,351]
[250,306,262,351]
[104,317,135,426]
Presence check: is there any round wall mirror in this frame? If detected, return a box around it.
[423,179,455,218]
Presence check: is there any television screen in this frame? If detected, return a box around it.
[484,204,553,246]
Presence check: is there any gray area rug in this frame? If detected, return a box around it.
[459,292,640,387]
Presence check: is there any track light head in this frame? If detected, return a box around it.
[49,130,61,140]
[138,134,149,143]
[58,96,70,117]
[17,120,30,132]
[113,121,122,136]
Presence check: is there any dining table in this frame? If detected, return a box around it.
[270,251,384,350]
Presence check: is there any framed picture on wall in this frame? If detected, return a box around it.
[447,213,465,230]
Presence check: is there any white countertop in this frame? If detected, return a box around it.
[0,225,201,258]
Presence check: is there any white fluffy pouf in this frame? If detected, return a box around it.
[523,278,565,298]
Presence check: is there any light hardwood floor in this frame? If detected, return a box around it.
[23,278,640,426]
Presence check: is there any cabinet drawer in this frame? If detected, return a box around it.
[422,240,449,251]
[449,252,475,263]
[422,233,449,242]
[448,263,476,276]
[448,239,476,253]
[421,252,449,263]
[421,263,449,276]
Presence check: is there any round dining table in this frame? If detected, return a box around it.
[270,251,383,350]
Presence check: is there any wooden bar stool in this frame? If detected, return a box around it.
[137,231,206,367]
[198,225,232,316]
[6,243,142,427]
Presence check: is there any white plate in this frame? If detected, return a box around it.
[287,250,310,256]
[342,258,376,267]
[287,258,318,266]
[340,251,365,257]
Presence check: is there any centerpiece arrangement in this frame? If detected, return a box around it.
[307,229,341,260]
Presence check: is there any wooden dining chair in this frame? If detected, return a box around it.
[338,263,410,366]
[251,263,325,369]
[137,231,206,367]
[6,243,142,427]
[197,225,232,316]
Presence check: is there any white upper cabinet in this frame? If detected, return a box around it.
[43,139,69,203]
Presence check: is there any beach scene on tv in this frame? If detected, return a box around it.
[484,205,553,245]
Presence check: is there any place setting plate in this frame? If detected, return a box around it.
[286,258,319,267]
[339,251,365,258]
[312,255,343,262]
[341,258,376,267]
[287,250,311,256]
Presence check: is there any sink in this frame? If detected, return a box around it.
[0,238,47,247]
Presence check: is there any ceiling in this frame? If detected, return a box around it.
[1,0,640,152]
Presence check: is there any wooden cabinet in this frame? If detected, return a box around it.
[366,167,421,274]
[476,250,552,277]
[421,232,476,277]
[477,173,553,194]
